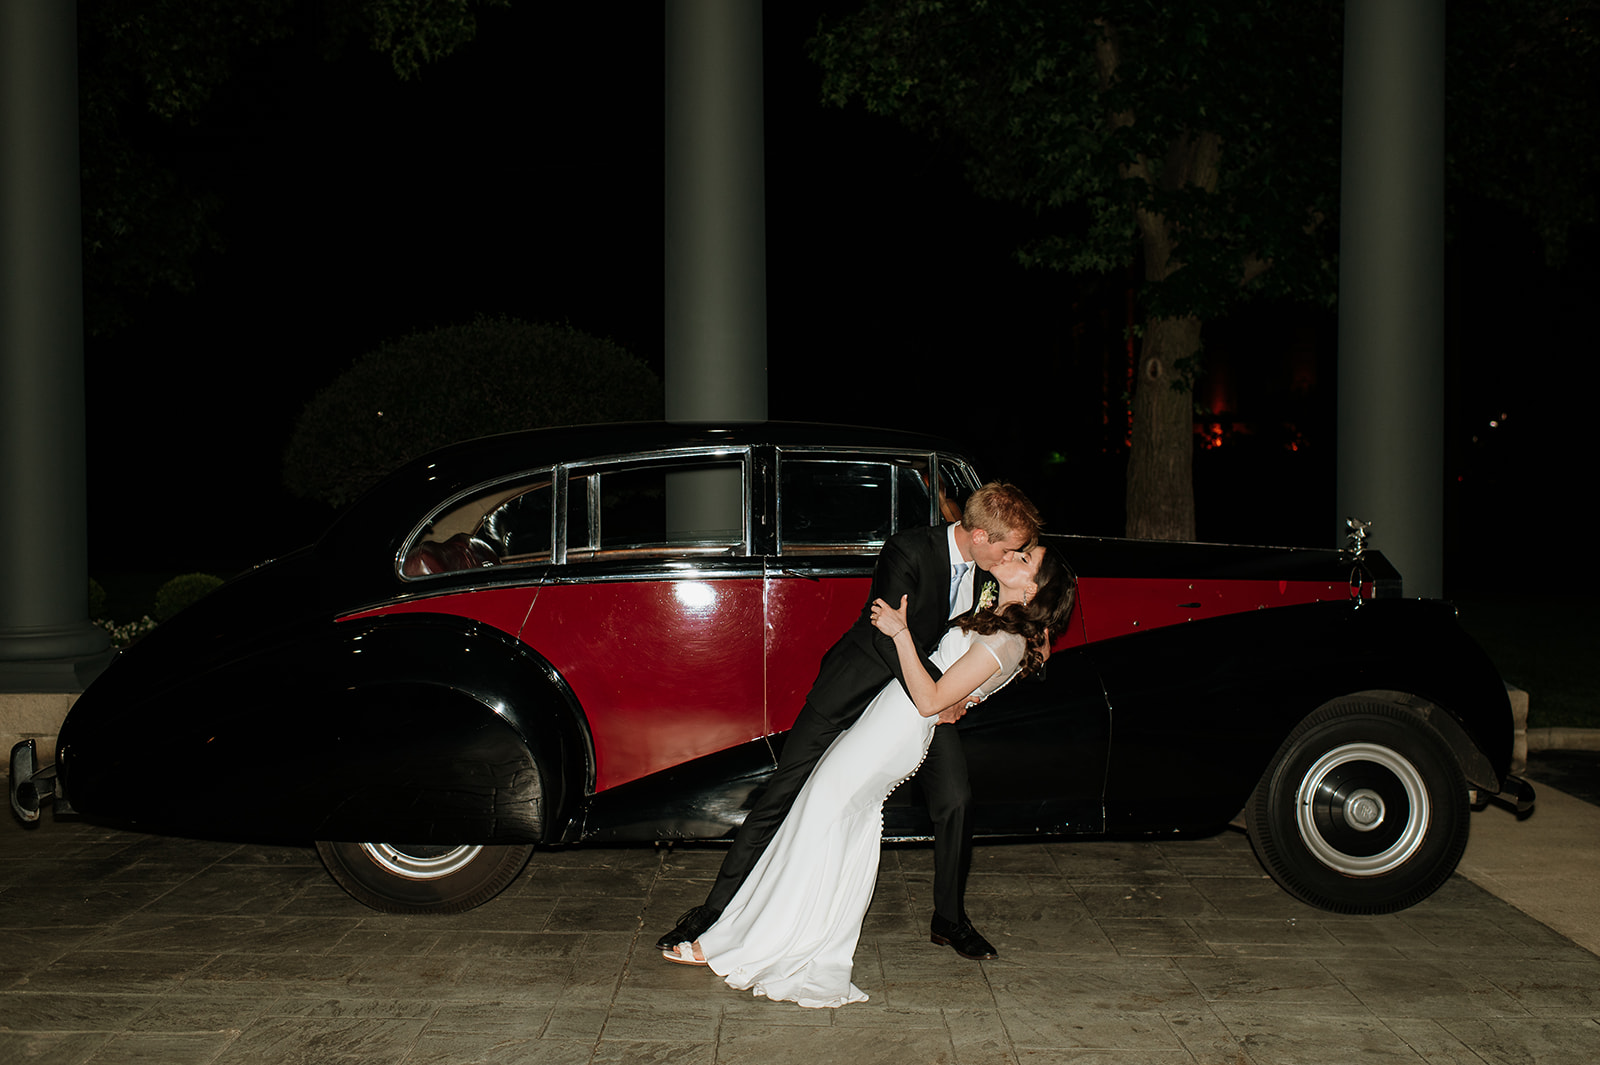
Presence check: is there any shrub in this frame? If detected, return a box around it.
[283,316,663,507]
[96,616,158,648]
[152,572,225,622]
[88,578,106,619]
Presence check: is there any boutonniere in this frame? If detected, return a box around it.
[976,580,998,613]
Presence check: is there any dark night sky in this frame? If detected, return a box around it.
[82,4,1588,589]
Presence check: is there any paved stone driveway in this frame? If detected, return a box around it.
[3,814,1598,1064]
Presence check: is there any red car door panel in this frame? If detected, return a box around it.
[521,579,764,792]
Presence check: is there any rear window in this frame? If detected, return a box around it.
[400,473,555,578]
[777,453,977,553]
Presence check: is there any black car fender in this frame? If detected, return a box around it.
[57,613,595,846]
[303,612,598,843]
[1089,598,1513,833]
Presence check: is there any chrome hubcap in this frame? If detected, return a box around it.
[359,843,483,881]
[1295,742,1429,876]
[1343,787,1386,830]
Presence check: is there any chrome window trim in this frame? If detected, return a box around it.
[542,558,767,584]
[396,466,559,581]
[553,466,570,562]
[937,454,983,497]
[773,447,942,553]
[396,444,973,580]
[397,445,756,580]
[770,559,880,579]
[563,446,753,559]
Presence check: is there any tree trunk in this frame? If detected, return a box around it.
[1125,314,1199,540]
[1120,127,1218,542]
[1093,24,1216,541]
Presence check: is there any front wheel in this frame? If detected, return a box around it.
[1246,702,1469,914]
[316,840,534,914]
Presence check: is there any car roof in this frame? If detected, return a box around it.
[374,421,974,497]
[321,420,977,560]
[412,421,969,466]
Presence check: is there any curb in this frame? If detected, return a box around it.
[1526,727,1600,753]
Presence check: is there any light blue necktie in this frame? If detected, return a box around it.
[949,562,971,614]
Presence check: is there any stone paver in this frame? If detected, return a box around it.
[3,788,1599,1064]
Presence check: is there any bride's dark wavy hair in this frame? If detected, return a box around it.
[955,547,1077,680]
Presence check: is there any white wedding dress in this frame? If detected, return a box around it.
[696,624,1026,1008]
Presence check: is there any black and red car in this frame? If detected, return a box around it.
[11,423,1532,916]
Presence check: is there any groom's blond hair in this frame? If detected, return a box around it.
[962,482,1042,545]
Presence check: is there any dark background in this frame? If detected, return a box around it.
[82,4,1589,590]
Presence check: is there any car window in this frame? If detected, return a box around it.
[897,463,937,530]
[779,454,946,553]
[401,474,554,578]
[936,456,978,521]
[566,458,746,561]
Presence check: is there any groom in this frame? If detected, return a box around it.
[656,481,1043,961]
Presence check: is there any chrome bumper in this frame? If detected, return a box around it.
[9,739,63,823]
[1499,774,1537,815]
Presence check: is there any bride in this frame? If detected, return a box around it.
[663,544,1076,1008]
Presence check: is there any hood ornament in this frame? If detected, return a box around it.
[1345,517,1372,600]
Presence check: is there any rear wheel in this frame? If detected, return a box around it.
[1246,702,1469,914]
[315,840,534,914]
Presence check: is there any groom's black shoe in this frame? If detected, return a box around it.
[930,914,998,960]
[654,906,721,952]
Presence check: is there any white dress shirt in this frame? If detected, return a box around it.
[947,522,975,618]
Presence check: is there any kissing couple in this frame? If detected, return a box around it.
[657,481,1076,1007]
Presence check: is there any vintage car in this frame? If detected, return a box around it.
[11,422,1532,917]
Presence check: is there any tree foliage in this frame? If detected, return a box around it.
[818,1,1344,314]
[812,0,1344,539]
[1446,0,1599,266]
[813,0,1598,540]
[76,0,507,335]
[282,317,664,508]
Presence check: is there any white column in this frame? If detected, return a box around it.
[1336,0,1445,598]
[0,0,111,689]
[664,0,769,423]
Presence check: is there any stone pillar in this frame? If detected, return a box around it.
[0,0,112,691]
[664,0,768,423]
[1336,0,1445,598]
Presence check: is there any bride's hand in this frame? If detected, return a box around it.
[870,595,910,638]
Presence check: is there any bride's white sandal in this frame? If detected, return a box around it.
[662,941,708,966]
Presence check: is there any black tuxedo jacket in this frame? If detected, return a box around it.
[802,522,989,729]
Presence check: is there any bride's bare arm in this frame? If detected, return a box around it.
[871,596,1001,717]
